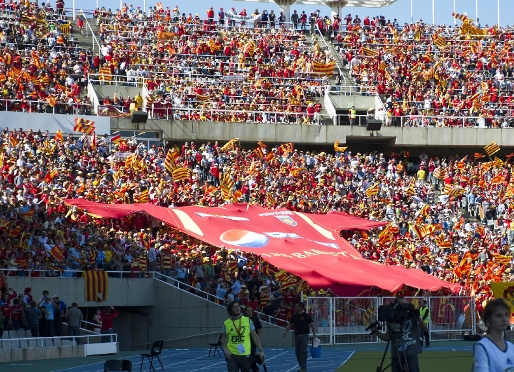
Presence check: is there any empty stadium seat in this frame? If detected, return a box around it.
[53,338,62,347]
[27,338,39,348]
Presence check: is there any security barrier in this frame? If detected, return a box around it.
[306,296,476,345]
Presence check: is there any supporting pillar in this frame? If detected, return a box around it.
[324,0,348,19]
[274,0,296,24]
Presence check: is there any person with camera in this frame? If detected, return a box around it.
[369,297,428,372]
[222,301,265,372]
[473,298,514,371]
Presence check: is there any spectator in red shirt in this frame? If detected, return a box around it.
[100,306,119,342]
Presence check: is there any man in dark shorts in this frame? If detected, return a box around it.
[283,302,317,372]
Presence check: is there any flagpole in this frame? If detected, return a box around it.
[453,0,456,26]
[432,0,435,25]
[476,0,478,20]
[410,0,413,24]
[498,0,500,28]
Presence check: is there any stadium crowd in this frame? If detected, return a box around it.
[335,13,514,128]
[0,126,512,313]
[0,1,94,115]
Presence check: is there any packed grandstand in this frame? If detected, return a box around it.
[0,1,513,324]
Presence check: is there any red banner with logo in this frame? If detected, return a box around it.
[66,200,459,296]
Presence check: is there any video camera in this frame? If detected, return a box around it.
[377,302,419,323]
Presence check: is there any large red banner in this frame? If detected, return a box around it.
[65,200,460,296]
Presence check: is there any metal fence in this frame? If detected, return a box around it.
[306,296,475,345]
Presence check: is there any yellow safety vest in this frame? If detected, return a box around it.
[223,316,252,356]
[419,307,430,324]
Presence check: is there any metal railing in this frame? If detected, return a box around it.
[82,9,102,55]
[0,98,92,115]
[307,296,476,345]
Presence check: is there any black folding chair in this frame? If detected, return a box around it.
[104,359,132,372]
[208,334,223,357]
[140,340,164,371]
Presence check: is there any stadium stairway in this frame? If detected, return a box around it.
[72,18,98,52]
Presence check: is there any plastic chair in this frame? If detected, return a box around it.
[104,359,133,372]
[208,335,223,357]
[140,340,164,371]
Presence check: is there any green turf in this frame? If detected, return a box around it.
[335,351,473,372]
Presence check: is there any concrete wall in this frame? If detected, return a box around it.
[0,112,110,134]
[111,117,514,148]
[329,94,375,110]
[151,281,292,349]
[6,277,154,307]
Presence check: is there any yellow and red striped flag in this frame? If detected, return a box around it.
[474,152,486,160]
[172,167,191,181]
[136,190,149,203]
[74,118,95,134]
[494,157,504,167]
[378,226,393,245]
[98,66,112,82]
[433,168,446,180]
[266,192,275,206]
[164,149,179,174]
[233,190,243,203]
[435,234,452,248]
[46,95,57,107]
[312,60,336,75]
[362,47,379,57]
[9,133,18,147]
[83,270,109,302]
[257,141,267,148]
[31,50,45,69]
[365,183,379,197]
[221,173,235,200]
[221,138,239,152]
[484,141,500,157]
[378,61,387,71]
[254,146,264,158]
[432,34,448,49]
[111,134,123,144]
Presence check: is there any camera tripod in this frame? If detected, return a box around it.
[376,330,410,372]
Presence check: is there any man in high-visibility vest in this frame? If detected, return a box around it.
[349,106,356,126]
[419,299,430,347]
[222,301,265,372]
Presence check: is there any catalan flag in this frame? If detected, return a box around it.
[493,254,512,265]
[412,225,430,239]
[233,190,243,203]
[334,140,347,153]
[265,152,275,162]
[54,130,63,142]
[405,178,416,197]
[221,173,234,200]
[365,183,379,197]
[164,149,179,174]
[474,152,485,160]
[221,138,239,152]
[125,153,136,169]
[257,141,267,148]
[432,34,448,49]
[378,61,387,71]
[452,12,471,22]
[419,204,431,216]
[196,93,210,102]
[378,226,393,246]
[136,190,149,203]
[312,60,336,76]
[266,192,276,206]
[98,66,112,82]
[31,50,45,69]
[362,47,379,57]
[433,168,446,180]
[484,141,500,157]
[74,118,96,134]
[423,53,435,63]
[83,270,109,302]
[172,167,191,181]
[435,234,452,248]
[9,133,18,147]
[46,95,57,107]
[494,157,504,167]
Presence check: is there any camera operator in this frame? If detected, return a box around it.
[369,297,428,372]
